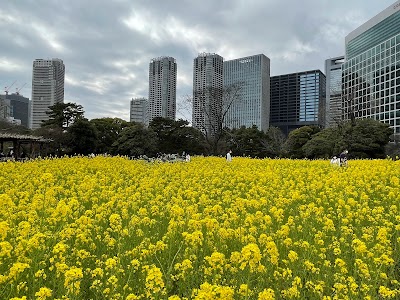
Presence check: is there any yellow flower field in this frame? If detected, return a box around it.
[0,156,399,299]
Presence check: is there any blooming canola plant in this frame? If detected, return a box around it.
[0,156,399,299]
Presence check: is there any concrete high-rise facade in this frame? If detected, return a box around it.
[130,97,149,125]
[0,96,11,120]
[270,70,326,136]
[342,1,400,135]
[192,53,224,136]
[148,57,177,123]
[325,56,345,128]
[31,59,65,129]
[223,54,270,131]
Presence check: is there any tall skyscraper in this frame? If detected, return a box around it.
[223,54,270,131]
[130,97,149,125]
[30,59,65,129]
[192,53,224,136]
[325,56,344,128]
[148,57,177,124]
[342,1,400,135]
[270,70,326,136]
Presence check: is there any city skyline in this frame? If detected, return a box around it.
[0,0,396,122]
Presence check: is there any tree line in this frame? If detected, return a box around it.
[0,102,396,159]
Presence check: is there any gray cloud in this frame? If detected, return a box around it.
[0,0,395,121]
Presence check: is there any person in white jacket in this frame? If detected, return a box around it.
[226,150,232,162]
[330,156,340,166]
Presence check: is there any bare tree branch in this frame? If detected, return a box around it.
[185,82,244,154]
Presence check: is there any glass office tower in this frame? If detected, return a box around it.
[343,1,400,134]
[223,54,270,131]
[270,70,326,136]
[325,56,345,127]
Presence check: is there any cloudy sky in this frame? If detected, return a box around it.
[0,0,396,122]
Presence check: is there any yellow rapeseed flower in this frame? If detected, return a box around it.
[35,287,52,300]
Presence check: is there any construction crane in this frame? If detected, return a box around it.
[4,80,17,95]
[15,83,27,95]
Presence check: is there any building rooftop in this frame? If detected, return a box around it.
[150,56,176,63]
[345,1,400,44]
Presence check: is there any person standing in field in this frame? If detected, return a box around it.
[339,150,348,167]
[226,150,232,162]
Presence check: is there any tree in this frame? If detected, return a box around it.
[0,119,31,135]
[300,119,392,159]
[174,125,206,155]
[385,133,400,159]
[90,118,131,154]
[149,117,205,155]
[149,117,181,153]
[112,123,158,157]
[282,126,321,158]
[226,125,267,158]
[68,119,99,155]
[33,126,71,156]
[42,102,85,129]
[189,83,243,155]
[302,128,339,158]
[338,118,392,158]
[262,127,286,158]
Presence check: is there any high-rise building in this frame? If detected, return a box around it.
[0,93,30,127]
[192,53,224,136]
[130,97,149,125]
[342,1,400,135]
[0,98,21,125]
[223,54,270,131]
[148,57,177,123]
[0,96,11,120]
[325,56,345,128]
[270,70,326,136]
[31,59,65,129]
